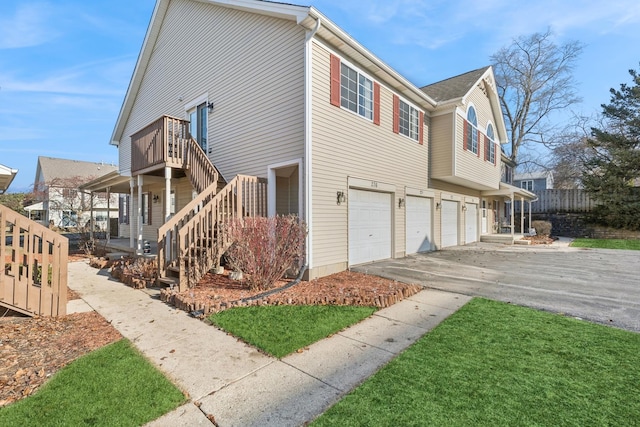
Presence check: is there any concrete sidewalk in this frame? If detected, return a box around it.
[67,261,470,426]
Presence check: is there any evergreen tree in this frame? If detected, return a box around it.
[582,66,640,230]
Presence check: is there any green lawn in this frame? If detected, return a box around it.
[209,305,377,358]
[0,339,185,427]
[312,298,640,426]
[570,238,640,250]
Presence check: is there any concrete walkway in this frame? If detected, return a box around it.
[67,261,469,426]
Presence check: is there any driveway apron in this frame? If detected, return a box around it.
[353,241,640,332]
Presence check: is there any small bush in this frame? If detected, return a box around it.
[532,220,552,236]
[224,215,307,291]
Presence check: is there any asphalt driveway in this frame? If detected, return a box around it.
[352,239,640,332]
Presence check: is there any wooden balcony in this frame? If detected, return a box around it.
[131,115,219,193]
[131,115,192,175]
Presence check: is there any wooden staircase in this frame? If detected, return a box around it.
[132,115,268,292]
[157,175,267,291]
[0,204,68,317]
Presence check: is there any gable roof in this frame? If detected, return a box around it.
[110,0,439,146]
[35,157,118,186]
[420,67,490,102]
[0,163,18,194]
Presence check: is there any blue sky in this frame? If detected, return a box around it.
[1,0,639,192]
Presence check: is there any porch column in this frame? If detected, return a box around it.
[89,192,94,241]
[106,186,111,243]
[129,178,135,250]
[137,175,144,254]
[520,196,525,235]
[510,194,515,239]
[529,200,533,234]
[165,167,171,221]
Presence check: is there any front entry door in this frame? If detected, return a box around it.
[481,200,488,234]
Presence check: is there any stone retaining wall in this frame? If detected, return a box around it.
[532,213,640,239]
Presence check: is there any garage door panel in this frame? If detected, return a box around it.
[406,196,432,254]
[348,189,392,265]
[441,200,458,248]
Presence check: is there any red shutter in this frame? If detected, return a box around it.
[477,130,481,157]
[373,82,381,125]
[418,111,424,145]
[393,95,399,134]
[463,120,468,151]
[330,54,341,107]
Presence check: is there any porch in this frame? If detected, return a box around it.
[481,182,538,245]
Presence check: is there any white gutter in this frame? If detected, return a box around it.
[303,16,321,274]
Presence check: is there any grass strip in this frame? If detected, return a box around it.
[0,339,185,426]
[313,298,640,426]
[209,305,377,358]
[570,238,640,250]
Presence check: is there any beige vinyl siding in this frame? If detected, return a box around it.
[310,42,429,272]
[455,86,501,188]
[118,0,305,180]
[430,113,454,178]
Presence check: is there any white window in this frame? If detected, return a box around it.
[399,100,420,141]
[341,63,373,120]
[520,180,534,191]
[486,123,496,164]
[466,106,478,154]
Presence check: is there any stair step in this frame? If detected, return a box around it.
[157,276,179,287]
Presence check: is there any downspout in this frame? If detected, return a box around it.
[303,16,321,277]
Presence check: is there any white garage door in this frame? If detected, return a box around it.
[406,196,432,254]
[441,200,458,248]
[465,203,478,244]
[348,189,392,265]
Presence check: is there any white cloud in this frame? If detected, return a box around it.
[0,56,134,97]
[0,2,57,49]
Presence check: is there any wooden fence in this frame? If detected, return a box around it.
[1,204,68,317]
[515,189,599,213]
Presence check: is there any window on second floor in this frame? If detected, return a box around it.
[340,63,374,120]
[486,123,496,164]
[330,54,380,125]
[520,180,534,191]
[399,100,420,141]
[465,106,478,154]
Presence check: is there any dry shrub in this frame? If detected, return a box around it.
[224,215,307,291]
[532,220,552,236]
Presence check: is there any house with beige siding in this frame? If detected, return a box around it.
[88,0,535,290]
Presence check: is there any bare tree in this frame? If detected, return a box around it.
[548,114,600,189]
[491,29,583,166]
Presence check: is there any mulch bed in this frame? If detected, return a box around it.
[161,269,422,316]
[522,235,557,245]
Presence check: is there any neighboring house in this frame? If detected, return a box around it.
[86,0,536,289]
[0,163,18,194]
[30,157,119,230]
[514,171,554,192]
